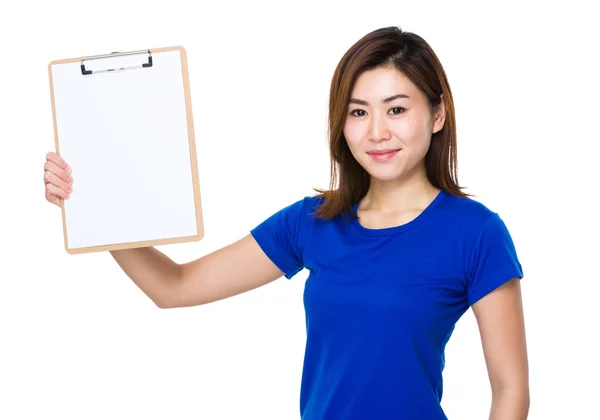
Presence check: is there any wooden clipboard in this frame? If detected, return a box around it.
[48,46,204,254]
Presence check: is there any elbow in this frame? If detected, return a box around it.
[523,388,531,410]
[491,383,530,413]
[154,269,183,309]
[508,387,530,410]
[155,299,172,309]
[492,381,529,398]
[154,286,182,309]
[155,295,182,309]
[154,292,174,308]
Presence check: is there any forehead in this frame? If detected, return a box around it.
[351,66,417,98]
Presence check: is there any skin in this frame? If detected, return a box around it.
[44,65,529,419]
[343,65,529,419]
[343,65,444,225]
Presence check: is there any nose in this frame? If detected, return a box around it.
[368,113,391,142]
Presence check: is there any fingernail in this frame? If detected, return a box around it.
[66,185,71,192]
[66,166,72,174]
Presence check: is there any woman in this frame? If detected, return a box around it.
[44,27,529,419]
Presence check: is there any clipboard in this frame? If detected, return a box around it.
[48,46,204,254]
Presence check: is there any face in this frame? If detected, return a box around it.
[343,66,445,183]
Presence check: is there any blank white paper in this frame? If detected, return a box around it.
[51,49,199,250]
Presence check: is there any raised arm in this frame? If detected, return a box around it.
[174,234,284,308]
[44,151,286,309]
[111,234,284,309]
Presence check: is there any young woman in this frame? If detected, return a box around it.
[44,26,529,420]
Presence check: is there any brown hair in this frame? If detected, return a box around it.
[312,26,471,222]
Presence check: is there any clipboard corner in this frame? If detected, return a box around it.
[173,45,187,57]
[47,61,55,78]
[60,199,74,255]
[196,223,205,241]
[48,59,62,72]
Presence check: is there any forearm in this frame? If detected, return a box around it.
[489,387,530,420]
[110,247,181,308]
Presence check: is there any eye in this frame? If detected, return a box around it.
[389,107,405,115]
[350,109,366,117]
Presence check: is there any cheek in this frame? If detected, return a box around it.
[343,127,366,162]
[343,121,363,148]
[396,117,429,148]
[399,118,420,140]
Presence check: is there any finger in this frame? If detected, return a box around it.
[44,170,72,194]
[44,160,73,185]
[45,183,70,205]
[46,190,62,207]
[46,151,71,174]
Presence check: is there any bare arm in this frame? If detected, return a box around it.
[44,152,284,309]
[175,234,284,308]
[110,234,284,309]
[472,277,530,420]
[109,247,182,308]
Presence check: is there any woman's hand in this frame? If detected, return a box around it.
[44,152,73,207]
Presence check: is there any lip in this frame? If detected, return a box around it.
[367,148,401,155]
[367,148,401,162]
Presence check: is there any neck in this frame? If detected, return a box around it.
[360,165,440,214]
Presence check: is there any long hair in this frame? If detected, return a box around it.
[312,26,470,222]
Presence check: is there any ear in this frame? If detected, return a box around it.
[432,94,446,134]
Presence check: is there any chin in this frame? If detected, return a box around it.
[364,167,407,183]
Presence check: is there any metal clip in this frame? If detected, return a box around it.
[81,49,153,75]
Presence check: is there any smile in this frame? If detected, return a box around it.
[367,149,400,162]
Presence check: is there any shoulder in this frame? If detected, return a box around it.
[251,195,324,236]
[279,194,329,222]
[439,192,503,232]
[440,192,520,260]
[436,192,521,265]
[276,195,324,220]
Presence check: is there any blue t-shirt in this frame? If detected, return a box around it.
[250,189,523,420]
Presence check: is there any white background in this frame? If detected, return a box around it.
[1,1,598,419]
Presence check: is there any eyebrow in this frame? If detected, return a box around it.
[349,93,410,106]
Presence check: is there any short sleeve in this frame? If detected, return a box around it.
[466,212,524,306]
[250,197,313,280]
